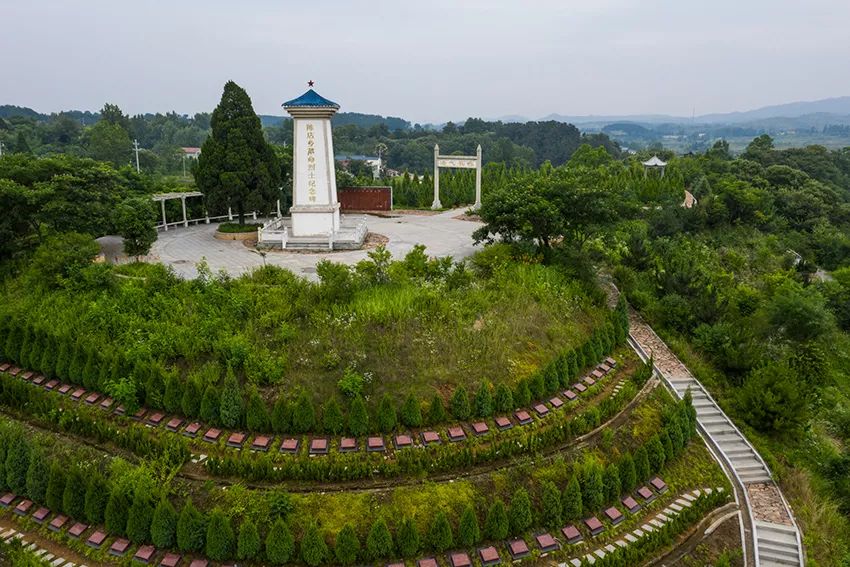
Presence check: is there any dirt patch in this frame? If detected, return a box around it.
[454,212,481,222]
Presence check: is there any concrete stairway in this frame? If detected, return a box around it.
[627,315,805,566]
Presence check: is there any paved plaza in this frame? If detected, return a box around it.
[150,209,482,279]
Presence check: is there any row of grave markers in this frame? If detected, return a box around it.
[0,357,619,460]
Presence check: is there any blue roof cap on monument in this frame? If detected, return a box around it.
[282,89,340,109]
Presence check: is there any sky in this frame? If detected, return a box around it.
[2,0,850,124]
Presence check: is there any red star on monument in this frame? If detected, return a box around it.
[307,80,314,87]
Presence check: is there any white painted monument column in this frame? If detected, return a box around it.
[432,144,442,210]
[473,144,482,211]
[283,84,342,236]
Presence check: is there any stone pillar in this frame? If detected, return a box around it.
[181,197,188,228]
[276,199,282,217]
[160,199,168,231]
[252,211,257,221]
[473,144,482,211]
[431,144,442,210]
[228,207,233,221]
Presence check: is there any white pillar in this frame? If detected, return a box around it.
[160,199,168,231]
[431,144,442,210]
[228,207,233,221]
[181,197,188,227]
[276,199,282,217]
[473,144,482,211]
[252,211,257,221]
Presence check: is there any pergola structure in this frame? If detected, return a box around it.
[151,191,203,230]
[642,156,667,178]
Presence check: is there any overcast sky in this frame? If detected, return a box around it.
[3,0,850,123]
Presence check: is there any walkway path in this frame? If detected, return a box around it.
[628,310,804,567]
[151,209,482,279]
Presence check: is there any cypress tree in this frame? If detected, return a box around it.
[566,351,578,381]
[426,394,446,425]
[181,378,202,418]
[321,398,344,435]
[105,489,129,536]
[145,367,165,409]
[485,500,508,540]
[348,396,369,436]
[635,446,650,483]
[604,463,621,503]
[396,516,420,557]
[509,487,532,534]
[366,518,394,561]
[334,524,360,565]
[271,397,292,433]
[581,461,604,513]
[200,385,220,424]
[669,418,685,454]
[377,394,397,433]
[292,390,316,433]
[25,448,49,504]
[619,454,637,493]
[97,352,112,392]
[450,386,471,421]
[176,499,206,553]
[541,480,562,529]
[514,380,531,407]
[17,326,32,369]
[265,518,294,564]
[39,336,57,379]
[458,505,481,547]
[544,365,560,394]
[83,473,109,525]
[400,394,422,428]
[301,522,329,567]
[0,435,7,491]
[68,341,85,383]
[474,382,493,418]
[163,373,184,414]
[3,324,22,365]
[62,467,86,519]
[236,518,260,561]
[151,498,178,549]
[82,349,98,390]
[245,387,270,432]
[195,80,281,225]
[126,490,154,543]
[494,383,513,413]
[45,462,65,514]
[5,436,29,494]
[647,435,666,473]
[662,431,675,463]
[562,475,583,521]
[429,510,453,552]
[219,366,243,428]
[205,508,234,561]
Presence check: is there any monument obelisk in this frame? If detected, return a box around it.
[282,81,341,237]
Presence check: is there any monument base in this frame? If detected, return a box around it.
[257,215,368,251]
[290,203,341,237]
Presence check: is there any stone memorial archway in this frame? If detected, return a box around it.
[432,144,482,210]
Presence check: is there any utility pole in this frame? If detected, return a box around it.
[133,139,141,173]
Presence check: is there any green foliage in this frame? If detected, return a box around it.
[27,233,100,290]
[475,382,493,417]
[176,500,206,553]
[429,510,454,552]
[541,480,562,529]
[427,394,447,425]
[200,385,220,424]
[619,453,637,494]
[647,435,666,474]
[635,446,650,482]
[300,522,329,567]
[195,80,281,224]
[236,518,260,561]
[485,499,509,540]
[334,524,361,565]
[450,385,471,420]
[126,489,154,543]
[105,489,129,537]
[562,475,583,521]
[348,396,370,436]
[25,449,48,504]
[181,378,202,418]
[458,505,481,547]
[150,498,178,549]
[738,362,809,434]
[321,397,344,435]
[377,394,397,433]
[205,509,234,561]
[293,390,316,433]
[163,373,184,414]
[509,487,533,534]
[219,366,243,428]
[337,366,365,398]
[265,518,294,565]
[396,516,420,557]
[400,394,423,427]
[116,197,158,257]
[604,462,622,503]
[245,387,270,432]
[581,460,604,513]
[366,518,394,561]
[495,382,514,412]
[83,474,109,525]
[271,397,292,433]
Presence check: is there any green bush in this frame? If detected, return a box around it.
[562,475,583,521]
[450,386,471,421]
[494,383,513,413]
[217,222,261,233]
[265,518,294,564]
[219,367,243,428]
[458,505,480,547]
[397,516,420,557]
[400,394,422,428]
[205,509,234,561]
[105,489,129,537]
[377,394,397,433]
[334,524,360,565]
[427,395,447,425]
[509,487,532,534]
[366,518,394,561]
[485,500,509,540]
[429,510,453,552]
[300,523,329,567]
[25,448,48,504]
[348,396,370,436]
[151,498,178,549]
[322,398,344,435]
[237,518,260,561]
[126,490,154,544]
[83,474,109,525]
[293,390,316,433]
[475,383,493,418]
[541,480,562,529]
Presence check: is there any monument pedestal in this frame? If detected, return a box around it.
[289,204,341,236]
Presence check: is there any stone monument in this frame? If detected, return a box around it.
[258,82,367,250]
